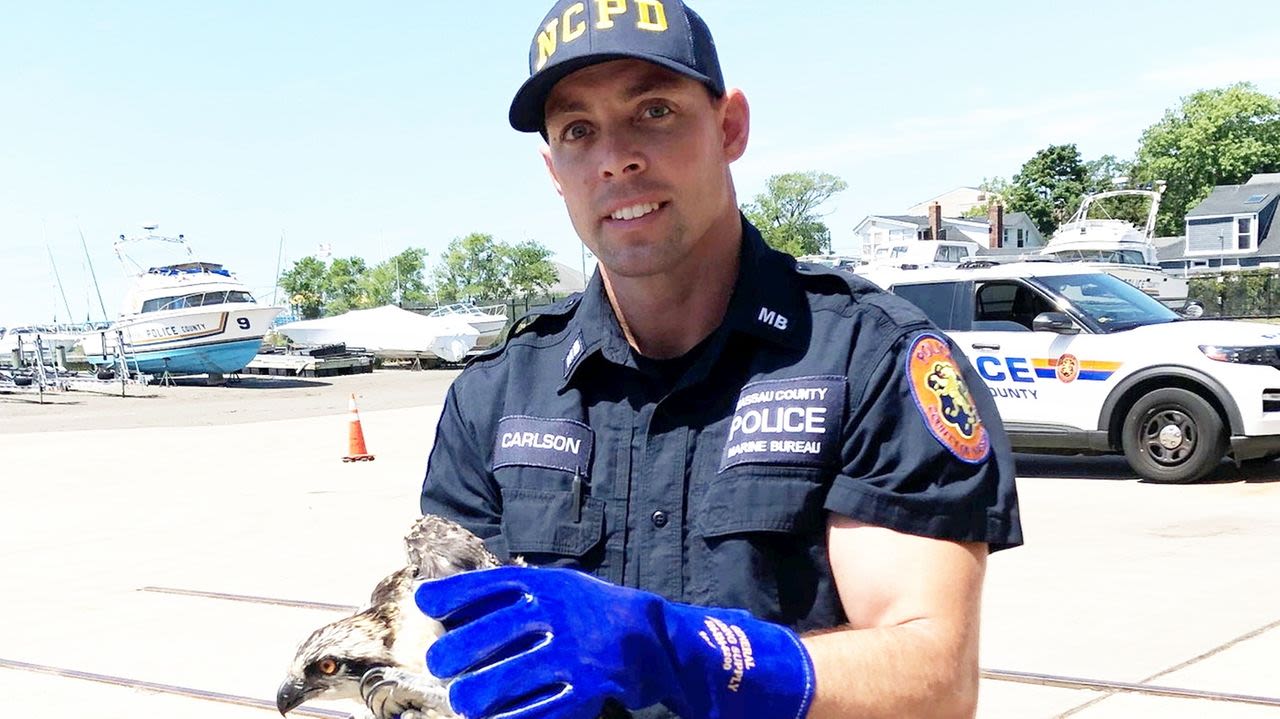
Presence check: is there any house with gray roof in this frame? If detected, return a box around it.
[1159,174,1280,274]
[853,209,1043,260]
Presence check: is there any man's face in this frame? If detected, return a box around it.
[541,59,747,279]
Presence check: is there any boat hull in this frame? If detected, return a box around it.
[83,306,282,374]
[1070,262,1189,308]
[124,337,266,374]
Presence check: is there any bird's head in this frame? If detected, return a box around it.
[276,608,397,715]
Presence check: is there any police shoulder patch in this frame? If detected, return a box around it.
[905,333,990,464]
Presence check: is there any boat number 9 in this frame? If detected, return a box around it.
[237,318,251,330]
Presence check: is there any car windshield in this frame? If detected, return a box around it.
[1034,273,1180,332]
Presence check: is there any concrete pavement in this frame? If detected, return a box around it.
[1,373,1277,717]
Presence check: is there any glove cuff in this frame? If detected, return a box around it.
[663,604,816,719]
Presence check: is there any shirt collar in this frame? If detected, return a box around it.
[560,268,631,388]
[724,218,810,351]
[559,215,808,389]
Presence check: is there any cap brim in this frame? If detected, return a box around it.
[508,53,717,134]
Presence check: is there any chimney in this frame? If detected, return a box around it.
[988,203,1004,248]
[928,202,942,241]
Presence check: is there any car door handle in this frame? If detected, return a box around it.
[971,343,1001,351]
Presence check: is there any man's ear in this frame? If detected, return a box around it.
[720,88,750,164]
[540,145,565,197]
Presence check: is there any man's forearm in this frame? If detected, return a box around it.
[801,617,980,719]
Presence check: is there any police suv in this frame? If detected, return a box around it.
[861,262,1280,483]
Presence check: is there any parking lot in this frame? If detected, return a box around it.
[1,372,1277,718]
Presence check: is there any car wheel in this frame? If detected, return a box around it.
[1121,388,1226,484]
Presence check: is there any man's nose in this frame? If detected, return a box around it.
[598,132,646,179]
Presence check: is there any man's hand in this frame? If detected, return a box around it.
[414,566,816,719]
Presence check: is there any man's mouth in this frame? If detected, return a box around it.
[609,202,663,221]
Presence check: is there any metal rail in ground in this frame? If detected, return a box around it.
[982,668,1280,707]
[143,585,1280,709]
[0,658,353,718]
[137,585,358,612]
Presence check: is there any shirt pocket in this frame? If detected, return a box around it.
[499,486,606,567]
[689,465,835,626]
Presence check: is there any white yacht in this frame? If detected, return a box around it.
[426,302,508,347]
[81,228,282,376]
[1040,183,1189,308]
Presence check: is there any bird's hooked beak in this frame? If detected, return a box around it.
[276,677,311,715]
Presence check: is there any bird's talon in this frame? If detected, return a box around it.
[359,668,389,698]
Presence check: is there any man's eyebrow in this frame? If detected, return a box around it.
[545,96,587,119]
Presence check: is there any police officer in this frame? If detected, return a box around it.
[415,2,1022,718]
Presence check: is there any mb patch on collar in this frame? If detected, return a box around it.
[720,375,846,472]
[564,331,585,378]
[906,333,990,464]
[493,416,594,475]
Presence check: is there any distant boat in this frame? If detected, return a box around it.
[425,302,508,348]
[1040,183,1189,308]
[277,305,481,363]
[81,228,282,376]
[0,322,108,361]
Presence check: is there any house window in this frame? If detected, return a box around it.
[1238,217,1252,250]
[1016,228,1025,248]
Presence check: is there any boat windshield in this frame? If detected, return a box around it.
[1046,249,1150,265]
[142,290,256,313]
[1035,273,1180,332]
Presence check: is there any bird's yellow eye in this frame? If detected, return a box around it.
[317,658,338,675]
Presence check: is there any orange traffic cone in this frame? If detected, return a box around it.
[342,393,376,462]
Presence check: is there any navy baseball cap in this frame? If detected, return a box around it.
[509,0,725,133]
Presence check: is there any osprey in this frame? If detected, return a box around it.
[276,514,512,719]
[275,514,630,719]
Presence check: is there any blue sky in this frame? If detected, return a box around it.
[4,1,1280,324]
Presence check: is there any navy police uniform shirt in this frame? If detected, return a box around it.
[420,215,1022,635]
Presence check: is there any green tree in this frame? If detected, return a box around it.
[278,256,328,319]
[1005,144,1089,237]
[742,171,848,257]
[961,178,1011,218]
[360,248,431,307]
[1133,83,1280,236]
[1079,155,1151,229]
[433,233,510,302]
[325,256,369,314]
[503,240,558,302]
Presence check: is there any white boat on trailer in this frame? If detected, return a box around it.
[276,304,481,363]
[81,228,282,376]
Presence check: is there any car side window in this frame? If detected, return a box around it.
[974,281,1053,331]
[890,281,965,330]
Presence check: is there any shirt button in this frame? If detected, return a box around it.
[651,510,669,528]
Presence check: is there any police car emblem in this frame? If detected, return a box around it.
[1056,353,1080,383]
[907,334,990,463]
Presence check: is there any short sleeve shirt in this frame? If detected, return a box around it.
[421,216,1022,634]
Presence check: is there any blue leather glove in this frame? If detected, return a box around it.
[415,566,815,719]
